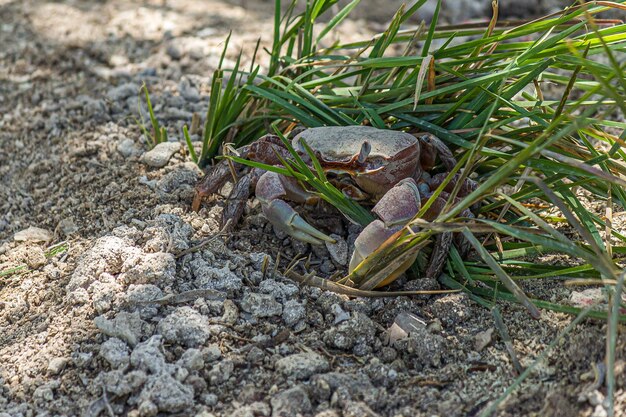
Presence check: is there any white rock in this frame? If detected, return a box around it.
[157,307,212,347]
[14,226,53,242]
[325,234,348,265]
[141,142,180,168]
[275,352,329,380]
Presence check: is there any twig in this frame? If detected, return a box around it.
[285,270,461,298]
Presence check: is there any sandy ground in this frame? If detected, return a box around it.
[1,1,625,416]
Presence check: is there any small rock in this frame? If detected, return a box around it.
[141,373,194,413]
[121,252,176,287]
[203,344,222,362]
[275,352,330,380]
[325,234,348,265]
[474,328,495,351]
[240,293,282,317]
[67,236,134,291]
[191,261,243,294]
[156,162,201,192]
[394,326,446,368]
[118,138,141,158]
[282,300,306,327]
[258,279,299,302]
[47,357,68,375]
[221,299,239,324]
[323,312,377,353]
[208,360,234,385]
[95,311,146,347]
[100,337,130,369]
[103,369,148,397]
[157,307,212,347]
[107,82,139,101]
[14,226,53,243]
[311,373,378,407]
[178,348,204,371]
[179,79,200,102]
[142,142,181,168]
[22,245,46,269]
[58,218,79,236]
[428,294,473,327]
[343,401,381,417]
[166,43,183,60]
[138,400,158,417]
[331,303,350,325]
[131,336,167,374]
[270,386,312,417]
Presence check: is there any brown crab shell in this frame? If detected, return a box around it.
[293,126,421,198]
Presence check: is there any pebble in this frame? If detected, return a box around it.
[166,43,183,60]
[121,252,176,287]
[58,217,79,236]
[100,337,130,369]
[474,328,495,351]
[157,307,212,347]
[325,234,348,265]
[178,348,204,371]
[275,352,330,380]
[142,373,194,412]
[47,357,69,375]
[94,311,146,347]
[240,293,282,317]
[394,327,446,368]
[13,226,53,243]
[141,142,181,168]
[270,386,312,417]
[282,299,306,327]
[23,246,46,269]
[107,82,140,101]
[130,336,167,374]
[323,312,377,352]
[117,138,141,158]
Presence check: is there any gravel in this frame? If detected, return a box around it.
[1,1,623,417]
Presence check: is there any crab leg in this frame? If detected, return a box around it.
[256,171,334,245]
[192,134,290,212]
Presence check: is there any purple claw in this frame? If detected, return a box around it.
[263,199,335,245]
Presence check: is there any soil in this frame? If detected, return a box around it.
[1,1,625,417]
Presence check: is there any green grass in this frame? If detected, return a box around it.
[137,82,168,148]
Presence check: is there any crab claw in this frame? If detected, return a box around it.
[349,220,403,273]
[263,199,335,245]
[349,178,422,284]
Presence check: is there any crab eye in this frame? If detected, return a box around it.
[357,141,371,164]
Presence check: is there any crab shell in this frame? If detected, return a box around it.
[293,126,421,199]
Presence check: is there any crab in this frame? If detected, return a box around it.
[193,126,476,284]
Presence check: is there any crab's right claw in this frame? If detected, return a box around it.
[263,199,335,245]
